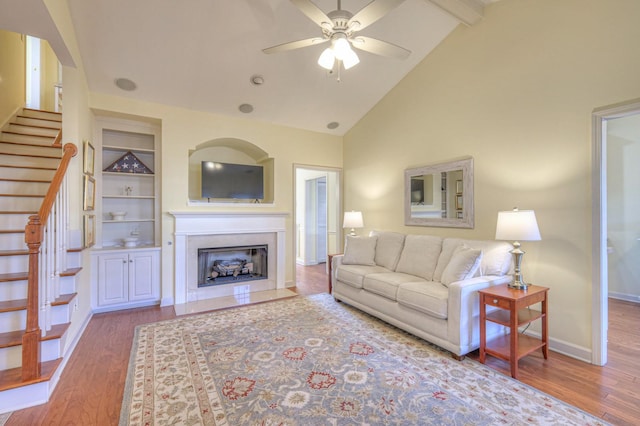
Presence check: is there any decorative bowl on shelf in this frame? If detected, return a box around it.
[110,211,127,221]
[123,237,138,248]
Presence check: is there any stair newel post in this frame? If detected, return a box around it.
[23,215,44,381]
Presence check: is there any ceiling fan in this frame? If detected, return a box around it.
[263,0,411,72]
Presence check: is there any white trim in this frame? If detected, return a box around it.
[170,212,288,304]
[524,330,592,364]
[591,98,640,366]
[608,292,640,304]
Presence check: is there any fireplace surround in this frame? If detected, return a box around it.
[171,212,287,304]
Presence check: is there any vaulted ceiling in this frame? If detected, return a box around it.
[1,0,494,135]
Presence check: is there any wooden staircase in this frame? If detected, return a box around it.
[0,108,81,412]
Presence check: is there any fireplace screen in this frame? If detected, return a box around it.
[197,245,268,287]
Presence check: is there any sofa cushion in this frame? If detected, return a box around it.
[395,235,442,281]
[363,272,426,301]
[441,245,483,287]
[434,238,513,281]
[396,281,449,319]
[369,231,405,271]
[336,264,389,289]
[342,235,378,266]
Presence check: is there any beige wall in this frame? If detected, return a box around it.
[88,92,342,304]
[0,30,25,124]
[344,0,640,358]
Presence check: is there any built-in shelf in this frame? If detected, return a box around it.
[103,144,155,153]
[96,119,160,249]
[103,219,155,223]
[103,195,155,199]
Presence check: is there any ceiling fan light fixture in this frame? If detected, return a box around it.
[342,49,360,70]
[332,36,351,61]
[318,48,335,70]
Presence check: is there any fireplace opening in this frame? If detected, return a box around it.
[197,245,268,287]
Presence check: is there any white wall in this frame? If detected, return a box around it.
[344,0,640,359]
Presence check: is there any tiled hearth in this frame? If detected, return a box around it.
[171,212,288,305]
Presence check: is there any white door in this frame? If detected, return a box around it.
[25,36,41,109]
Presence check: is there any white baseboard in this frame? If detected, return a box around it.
[160,296,174,307]
[524,330,592,363]
[608,292,640,303]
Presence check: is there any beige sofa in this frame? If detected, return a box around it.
[331,231,514,357]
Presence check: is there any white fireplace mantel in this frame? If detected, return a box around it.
[171,211,288,304]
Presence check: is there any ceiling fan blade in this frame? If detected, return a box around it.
[263,37,328,54]
[290,0,332,28]
[351,36,411,59]
[348,0,406,31]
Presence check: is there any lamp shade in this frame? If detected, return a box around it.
[495,209,541,241]
[318,48,335,70]
[343,211,364,229]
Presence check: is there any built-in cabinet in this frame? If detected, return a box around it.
[91,117,161,312]
[95,248,160,310]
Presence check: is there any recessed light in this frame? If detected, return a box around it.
[250,75,264,86]
[327,122,339,129]
[239,104,254,113]
[114,78,137,91]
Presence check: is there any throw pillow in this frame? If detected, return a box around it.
[342,235,378,266]
[370,230,405,270]
[441,244,483,287]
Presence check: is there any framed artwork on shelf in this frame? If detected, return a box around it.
[455,194,463,210]
[84,214,95,248]
[456,179,463,194]
[84,175,96,210]
[83,140,95,176]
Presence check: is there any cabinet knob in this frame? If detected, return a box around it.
[130,259,133,263]
[493,299,498,304]
[123,260,126,264]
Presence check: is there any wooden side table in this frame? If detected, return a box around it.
[479,284,549,379]
[327,253,342,294]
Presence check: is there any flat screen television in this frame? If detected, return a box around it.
[201,161,264,200]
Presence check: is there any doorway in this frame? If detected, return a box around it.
[25,35,41,109]
[592,98,640,366]
[294,165,342,270]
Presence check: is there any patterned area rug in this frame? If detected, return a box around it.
[120,294,607,425]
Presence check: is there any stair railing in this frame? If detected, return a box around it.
[22,142,77,381]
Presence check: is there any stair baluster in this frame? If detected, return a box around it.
[22,143,77,381]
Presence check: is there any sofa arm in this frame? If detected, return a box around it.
[330,254,344,294]
[447,275,512,350]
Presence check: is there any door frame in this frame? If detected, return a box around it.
[293,164,343,270]
[591,97,640,366]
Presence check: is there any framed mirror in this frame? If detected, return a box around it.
[404,157,474,228]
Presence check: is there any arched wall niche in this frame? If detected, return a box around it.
[188,138,274,203]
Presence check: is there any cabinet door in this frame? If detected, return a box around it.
[129,250,159,301]
[98,253,128,306]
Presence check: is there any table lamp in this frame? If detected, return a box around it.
[495,208,541,289]
[343,211,364,237]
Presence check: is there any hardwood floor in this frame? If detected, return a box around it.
[5,264,639,425]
